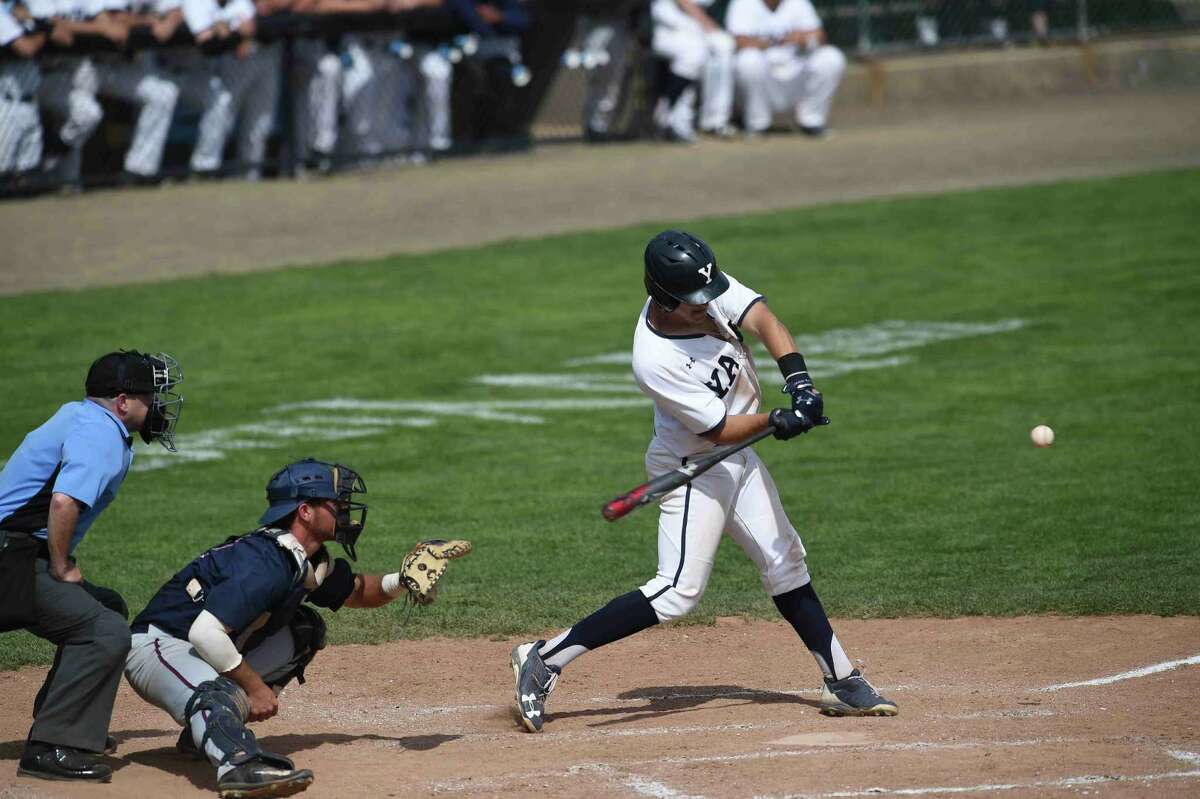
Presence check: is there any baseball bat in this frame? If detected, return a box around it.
[602,427,776,521]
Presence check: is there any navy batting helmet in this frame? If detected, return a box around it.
[260,459,368,560]
[643,230,729,312]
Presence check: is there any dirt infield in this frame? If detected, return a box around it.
[1,88,1198,296]
[1,616,1197,798]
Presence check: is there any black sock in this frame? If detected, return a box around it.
[772,582,840,678]
[541,590,659,669]
[661,71,694,107]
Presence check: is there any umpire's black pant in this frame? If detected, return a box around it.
[24,557,131,753]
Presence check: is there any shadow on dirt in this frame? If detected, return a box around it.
[549,684,821,728]
[117,731,456,790]
[0,728,165,761]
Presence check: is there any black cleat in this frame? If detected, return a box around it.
[17,744,112,782]
[820,669,899,717]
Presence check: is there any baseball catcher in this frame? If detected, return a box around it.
[123,458,470,798]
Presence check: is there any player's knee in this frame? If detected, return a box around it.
[671,42,706,81]
[186,676,250,723]
[734,49,768,81]
[142,78,179,112]
[316,54,342,79]
[71,91,103,134]
[94,612,132,664]
[814,46,847,78]
[708,30,736,58]
[420,51,451,81]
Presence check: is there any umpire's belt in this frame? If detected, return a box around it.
[1,92,36,103]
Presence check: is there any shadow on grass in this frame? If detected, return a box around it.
[547,683,820,729]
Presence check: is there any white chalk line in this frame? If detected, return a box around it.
[1169,751,1200,767]
[757,769,1200,798]
[1037,653,1200,691]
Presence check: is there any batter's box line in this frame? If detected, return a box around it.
[1036,653,1200,692]
[754,768,1200,799]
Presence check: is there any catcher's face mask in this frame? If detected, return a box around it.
[328,465,368,561]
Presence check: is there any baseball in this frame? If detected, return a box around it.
[1031,424,1055,447]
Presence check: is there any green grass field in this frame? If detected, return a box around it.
[2,169,1197,670]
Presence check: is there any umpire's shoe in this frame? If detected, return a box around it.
[217,756,314,799]
[511,640,560,733]
[819,669,899,717]
[17,743,112,782]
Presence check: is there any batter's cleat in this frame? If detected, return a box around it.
[510,640,560,733]
[217,759,313,798]
[176,727,204,760]
[819,669,899,717]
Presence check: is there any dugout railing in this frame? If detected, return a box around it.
[1,0,1196,197]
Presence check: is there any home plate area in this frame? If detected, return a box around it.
[1,616,1198,798]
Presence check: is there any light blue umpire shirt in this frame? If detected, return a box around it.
[0,399,134,553]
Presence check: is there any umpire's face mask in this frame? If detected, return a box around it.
[138,391,184,451]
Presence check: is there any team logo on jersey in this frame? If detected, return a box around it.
[698,263,713,285]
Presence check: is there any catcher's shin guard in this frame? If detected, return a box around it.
[185,678,291,768]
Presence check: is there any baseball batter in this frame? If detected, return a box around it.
[124,458,470,798]
[511,231,897,732]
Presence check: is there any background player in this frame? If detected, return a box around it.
[727,0,846,137]
[124,458,467,798]
[511,230,897,732]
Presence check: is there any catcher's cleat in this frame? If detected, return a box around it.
[217,760,314,799]
[510,640,560,733]
[819,669,899,717]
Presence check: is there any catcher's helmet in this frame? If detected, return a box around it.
[260,459,368,560]
[86,350,184,452]
[643,230,729,312]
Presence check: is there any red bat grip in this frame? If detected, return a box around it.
[602,485,650,521]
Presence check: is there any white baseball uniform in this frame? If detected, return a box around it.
[0,2,43,172]
[83,0,180,176]
[633,274,812,622]
[650,0,735,133]
[217,35,281,178]
[726,0,846,132]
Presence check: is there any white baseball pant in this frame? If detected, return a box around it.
[217,41,282,177]
[639,442,811,622]
[734,44,846,132]
[0,62,43,172]
[92,54,180,176]
[340,34,410,157]
[650,0,735,132]
[418,47,452,152]
[36,56,103,182]
[124,624,296,771]
[157,49,234,173]
[292,38,340,158]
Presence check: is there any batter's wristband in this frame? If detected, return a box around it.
[777,353,812,386]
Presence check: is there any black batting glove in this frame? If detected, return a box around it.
[769,408,816,440]
[783,377,831,427]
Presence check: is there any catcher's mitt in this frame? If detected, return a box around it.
[400,539,472,605]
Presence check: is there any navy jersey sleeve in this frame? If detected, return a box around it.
[203,547,295,634]
[307,558,355,611]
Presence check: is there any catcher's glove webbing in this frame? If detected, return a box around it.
[401,539,472,605]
